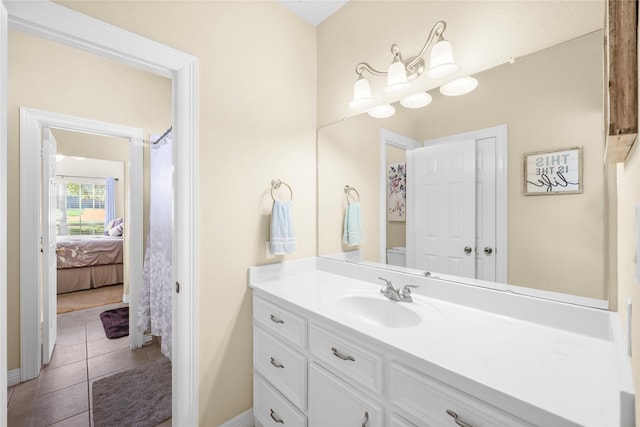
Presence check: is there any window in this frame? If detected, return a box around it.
[56,178,106,235]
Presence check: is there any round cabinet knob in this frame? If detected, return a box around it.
[464,246,473,254]
[484,247,493,255]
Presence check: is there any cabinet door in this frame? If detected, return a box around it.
[308,363,383,427]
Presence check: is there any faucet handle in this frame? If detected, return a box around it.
[401,284,418,297]
[378,277,393,288]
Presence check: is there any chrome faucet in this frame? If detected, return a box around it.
[378,277,418,303]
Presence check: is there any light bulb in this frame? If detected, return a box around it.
[349,77,375,109]
[367,104,395,119]
[400,92,433,109]
[386,60,408,91]
[427,39,458,79]
[440,76,478,96]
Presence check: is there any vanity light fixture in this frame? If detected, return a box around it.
[350,20,459,116]
[439,76,478,96]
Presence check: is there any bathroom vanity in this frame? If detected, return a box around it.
[249,258,634,426]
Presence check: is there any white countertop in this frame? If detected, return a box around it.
[249,259,634,426]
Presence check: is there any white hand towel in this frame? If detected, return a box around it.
[343,202,364,246]
[270,200,296,255]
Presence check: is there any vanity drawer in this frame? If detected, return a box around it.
[254,296,307,349]
[254,325,307,410]
[254,373,307,427]
[390,363,535,427]
[309,324,383,394]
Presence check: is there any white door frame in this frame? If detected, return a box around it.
[2,1,199,425]
[424,124,508,283]
[20,108,145,378]
[379,129,420,264]
[0,2,8,421]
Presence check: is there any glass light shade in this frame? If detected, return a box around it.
[386,60,408,91]
[348,77,375,109]
[426,39,458,79]
[367,104,396,119]
[400,92,433,109]
[439,76,478,96]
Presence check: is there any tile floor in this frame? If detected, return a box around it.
[7,302,172,427]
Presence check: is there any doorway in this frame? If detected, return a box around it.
[1,2,199,425]
[20,108,145,378]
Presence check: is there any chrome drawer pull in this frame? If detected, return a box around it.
[361,411,369,427]
[331,347,355,361]
[270,314,285,324]
[270,408,284,424]
[270,357,285,369]
[446,409,473,427]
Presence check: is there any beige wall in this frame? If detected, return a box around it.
[617,141,640,426]
[419,32,605,299]
[615,24,640,424]
[8,30,171,373]
[53,1,318,424]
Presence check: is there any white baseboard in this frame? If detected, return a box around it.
[218,408,254,427]
[7,368,21,386]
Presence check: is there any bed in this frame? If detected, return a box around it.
[56,236,124,294]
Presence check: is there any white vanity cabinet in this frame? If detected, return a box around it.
[253,293,538,427]
[250,260,634,426]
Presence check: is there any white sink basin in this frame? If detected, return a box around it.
[333,294,422,328]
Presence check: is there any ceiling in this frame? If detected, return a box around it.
[277,0,348,26]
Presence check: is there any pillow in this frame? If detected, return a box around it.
[108,222,124,237]
[104,217,124,236]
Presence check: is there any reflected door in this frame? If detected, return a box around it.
[411,140,476,278]
[410,138,496,281]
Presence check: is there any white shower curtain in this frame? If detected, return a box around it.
[104,177,116,229]
[138,134,173,358]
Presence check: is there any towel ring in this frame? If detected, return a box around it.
[271,178,293,201]
[344,185,360,203]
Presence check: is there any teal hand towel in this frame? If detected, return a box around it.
[270,200,296,255]
[343,202,364,246]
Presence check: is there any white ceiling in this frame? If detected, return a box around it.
[277,0,348,26]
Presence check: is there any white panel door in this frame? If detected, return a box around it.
[41,128,57,365]
[412,140,476,278]
[475,137,496,281]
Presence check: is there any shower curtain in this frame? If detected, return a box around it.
[104,177,116,228]
[138,133,172,358]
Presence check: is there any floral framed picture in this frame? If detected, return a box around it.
[523,147,582,195]
[387,162,406,221]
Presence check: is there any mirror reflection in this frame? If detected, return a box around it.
[318,31,606,301]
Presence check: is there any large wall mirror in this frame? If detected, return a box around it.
[317,29,606,303]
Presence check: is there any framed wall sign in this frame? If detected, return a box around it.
[523,147,583,195]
